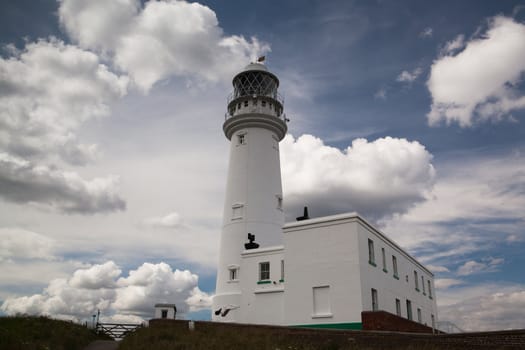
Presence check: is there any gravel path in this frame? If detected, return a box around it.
[83,340,118,350]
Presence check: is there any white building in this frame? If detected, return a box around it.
[212,62,438,330]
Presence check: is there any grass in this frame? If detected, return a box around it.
[0,315,112,350]
[118,320,525,350]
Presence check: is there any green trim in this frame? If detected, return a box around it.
[292,322,362,330]
[382,268,388,273]
[415,288,420,292]
[279,279,284,282]
[368,261,376,267]
[429,295,433,300]
[257,280,271,284]
[423,292,427,296]
[393,275,399,280]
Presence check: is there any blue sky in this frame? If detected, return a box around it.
[0,0,524,331]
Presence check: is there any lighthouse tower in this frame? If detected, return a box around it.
[213,62,287,322]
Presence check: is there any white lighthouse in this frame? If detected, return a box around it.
[212,62,288,322]
[211,62,438,331]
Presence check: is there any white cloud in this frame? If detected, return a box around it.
[457,257,504,276]
[435,278,464,290]
[427,265,450,273]
[438,284,525,331]
[58,0,270,92]
[441,34,465,55]
[0,38,128,164]
[1,261,212,321]
[382,150,525,264]
[0,228,55,262]
[0,153,125,214]
[419,27,433,38]
[281,134,435,221]
[374,87,387,100]
[427,16,525,127]
[143,212,183,228]
[396,67,422,83]
[70,261,121,289]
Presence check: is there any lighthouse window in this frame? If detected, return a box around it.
[244,100,249,107]
[237,133,246,145]
[414,270,419,291]
[229,268,238,281]
[259,262,270,281]
[262,100,266,107]
[231,203,244,220]
[237,103,241,110]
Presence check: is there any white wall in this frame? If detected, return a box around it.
[240,246,285,325]
[214,125,285,322]
[356,220,438,327]
[283,214,363,327]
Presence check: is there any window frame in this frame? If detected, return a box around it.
[392,255,399,279]
[371,288,378,311]
[259,261,270,282]
[368,239,376,266]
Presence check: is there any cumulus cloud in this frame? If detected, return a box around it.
[280,134,435,221]
[457,257,504,276]
[427,16,525,127]
[0,153,125,214]
[58,0,270,92]
[396,67,422,83]
[440,34,465,55]
[1,261,212,321]
[143,212,183,228]
[0,228,56,262]
[0,38,128,164]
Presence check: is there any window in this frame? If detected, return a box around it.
[237,133,246,145]
[262,100,266,107]
[431,314,436,330]
[406,300,413,321]
[244,100,249,107]
[259,262,270,281]
[392,255,399,278]
[395,298,401,316]
[371,289,378,311]
[276,194,283,210]
[313,286,331,317]
[422,276,426,294]
[417,308,422,323]
[229,268,237,281]
[237,103,241,110]
[231,203,243,220]
[414,271,419,291]
[280,260,284,282]
[368,239,375,266]
[161,309,168,319]
[428,280,433,299]
[381,248,387,272]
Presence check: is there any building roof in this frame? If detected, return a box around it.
[243,62,268,72]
